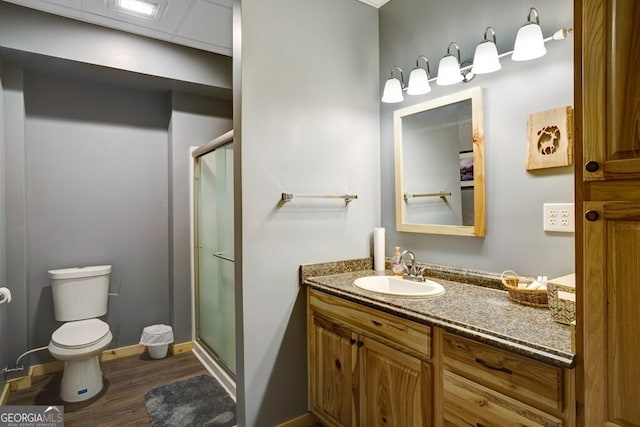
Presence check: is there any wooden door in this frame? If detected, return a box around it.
[583,201,640,426]
[309,314,358,427]
[582,0,640,181]
[580,0,640,425]
[358,337,431,427]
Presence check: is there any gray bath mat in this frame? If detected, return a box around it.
[144,374,236,427]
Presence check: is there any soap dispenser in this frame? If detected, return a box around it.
[392,246,403,276]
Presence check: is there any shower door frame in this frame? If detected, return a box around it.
[189,130,236,399]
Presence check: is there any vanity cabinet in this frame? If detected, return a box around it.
[307,289,575,426]
[308,289,432,427]
[578,0,640,424]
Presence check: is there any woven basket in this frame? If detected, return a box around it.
[547,274,576,324]
[501,270,548,307]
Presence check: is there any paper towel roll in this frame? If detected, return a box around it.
[0,287,11,304]
[374,227,385,271]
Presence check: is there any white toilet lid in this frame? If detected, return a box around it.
[52,319,110,349]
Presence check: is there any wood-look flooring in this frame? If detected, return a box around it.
[6,352,208,426]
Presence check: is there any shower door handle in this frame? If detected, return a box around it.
[213,252,235,263]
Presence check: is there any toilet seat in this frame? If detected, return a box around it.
[52,319,110,349]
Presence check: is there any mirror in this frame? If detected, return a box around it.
[394,86,485,236]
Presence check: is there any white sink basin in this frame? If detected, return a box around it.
[353,275,445,297]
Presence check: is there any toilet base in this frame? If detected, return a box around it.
[60,356,104,402]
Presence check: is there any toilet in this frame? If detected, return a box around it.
[48,265,113,402]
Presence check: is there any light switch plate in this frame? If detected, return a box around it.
[544,203,575,232]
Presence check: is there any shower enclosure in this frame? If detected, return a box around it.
[191,130,235,393]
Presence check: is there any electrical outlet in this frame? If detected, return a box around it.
[544,203,575,232]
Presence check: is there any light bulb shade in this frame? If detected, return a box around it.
[381,77,404,103]
[407,67,431,95]
[512,23,546,61]
[436,55,463,86]
[472,40,501,74]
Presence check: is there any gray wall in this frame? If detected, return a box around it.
[238,0,379,425]
[1,5,232,369]
[2,65,231,366]
[0,59,6,384]
[2,62,29,370]
[23,71,171,349]
[380,0,575,278]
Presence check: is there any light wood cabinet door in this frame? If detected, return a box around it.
[583,201,640,426]
[441,332,563,414]
[582,0,640,181]
[442,371,563,427]
[359,337,431,427]
[309,314,358,427]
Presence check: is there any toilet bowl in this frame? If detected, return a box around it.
[48,319,113,402]
[48,265,113,402]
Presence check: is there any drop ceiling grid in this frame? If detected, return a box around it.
[2,0,233,56]
[174,0,232,53]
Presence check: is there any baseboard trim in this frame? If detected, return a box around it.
[99,343,146,362]
[275,412,319,427]
[29,361,65,378]
[0,382,10,405]
[170,341,193,355]
[5,342,193,394]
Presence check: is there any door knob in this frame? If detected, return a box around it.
[585,210,599,221]
[585,161,600,172]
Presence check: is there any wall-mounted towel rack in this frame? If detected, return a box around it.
[404,192,451,201]
[281,193,358,203]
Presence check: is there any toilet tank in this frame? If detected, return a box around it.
[49,265,111,322]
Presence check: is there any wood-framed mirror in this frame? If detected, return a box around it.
[394,86,485,236]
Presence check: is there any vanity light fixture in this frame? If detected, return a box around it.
[436,42,464,86]
[472,27,501,74]
[115,0,159,19]
[381,67,405,103]
[512,7,546,61]
[380,7,573,102]
[407,56,432,95]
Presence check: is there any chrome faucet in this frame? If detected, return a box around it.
[400,250,418,277]
[400,250,428,282]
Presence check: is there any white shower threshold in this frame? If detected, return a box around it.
[192,342,236,401]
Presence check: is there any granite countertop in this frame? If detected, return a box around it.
[301,258,575,369]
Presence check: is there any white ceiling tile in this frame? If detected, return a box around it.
[3,0,84,18]
[5,0,236,56]
[80,14,174,41]
[176,0,231,50]
[82,0,194,34]
[39,0,82,7]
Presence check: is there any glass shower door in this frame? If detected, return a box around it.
[195,143,235,376]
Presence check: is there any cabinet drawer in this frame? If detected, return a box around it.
[309,289,431,359]
[442,332,562,413]
[443,371,563,427]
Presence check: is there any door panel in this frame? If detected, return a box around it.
[584,201,640,426]
[359,337,429,427]
[309,314,357,427]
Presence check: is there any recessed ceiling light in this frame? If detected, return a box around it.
[115,0,159,19]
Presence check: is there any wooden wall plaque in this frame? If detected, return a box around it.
[526,106,574,170]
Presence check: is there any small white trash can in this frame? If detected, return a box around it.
[140,324,174,359]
